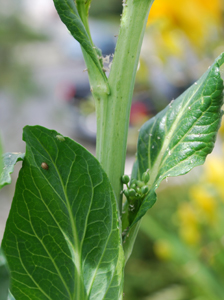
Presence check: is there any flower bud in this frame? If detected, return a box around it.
[136,180,144,188]
[123,189,129,198]
[141,186,149,194]
[128,189,136,197]
[121,174,130,184]
[142,172,150,183]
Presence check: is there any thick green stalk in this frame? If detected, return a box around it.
[76,1,111,157]
[96,0,155,210]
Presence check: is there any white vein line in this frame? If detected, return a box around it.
[85,202,119,296]
[23,173,72,299]
[145,81,208,186]
[37,145,83,299]
[102,252,121,300]
[160,95,218,169]
[13,234,52,300]
[79,161,94,251]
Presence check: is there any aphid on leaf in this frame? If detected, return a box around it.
[41,162,49,170]
[56,135,65,142]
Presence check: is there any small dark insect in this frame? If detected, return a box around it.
[41,162,49,170]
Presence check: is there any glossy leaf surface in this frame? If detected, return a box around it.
[2,126,123,300]
[0,249,10,300]
[132,53,224,227]
[0,153,24,190]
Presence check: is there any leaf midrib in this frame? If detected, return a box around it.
[147,80,202,187]
[28,166,73,299]
[29,131,113,300]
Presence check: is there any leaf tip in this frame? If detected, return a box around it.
[216,52,224,68]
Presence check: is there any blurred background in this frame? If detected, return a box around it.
[1,0,224,299]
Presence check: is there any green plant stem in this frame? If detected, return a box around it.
[76,0,109,96]
[76,1,111,147]
[76,0,92,42]
[96,0,155,211]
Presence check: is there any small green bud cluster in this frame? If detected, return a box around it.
[121,171,150,204]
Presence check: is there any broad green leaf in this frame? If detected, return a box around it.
[0,153,24,190]
[2,126,124,300]
[52,0,106,83]
[131,53,224,228]
[0,248,10,300]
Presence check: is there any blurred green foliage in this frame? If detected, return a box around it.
[89,0,122,16]
[0,8,48,98]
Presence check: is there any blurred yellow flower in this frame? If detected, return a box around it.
[190,185,217,223]
[177,202,200,245]
[177,202,198,226]
[202,154,224,201]
[153,239,172,260]
[179,225,200,245]
[218,117,224,136]
[203,156,224,187]
[147,0,222,54]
